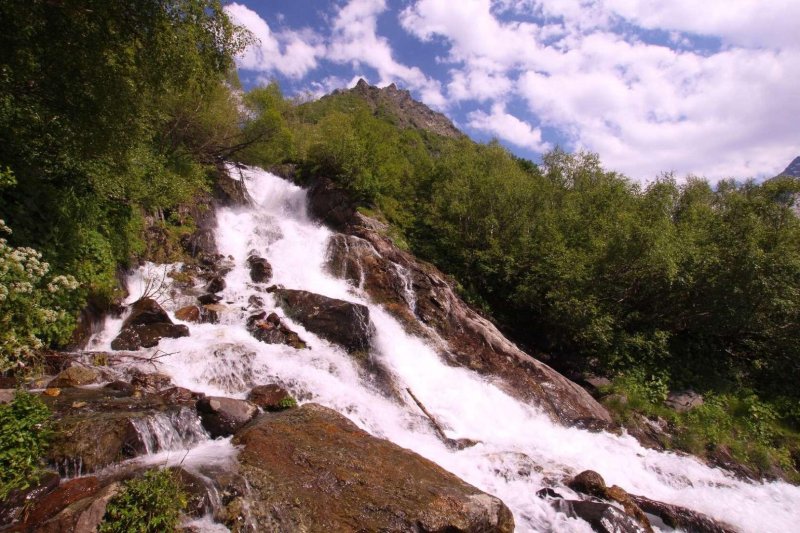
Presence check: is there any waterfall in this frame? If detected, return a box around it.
[90,166,800,532]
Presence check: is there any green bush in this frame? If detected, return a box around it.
[0,391,51,499]
[99,468,187,533]
[0,218,79,372]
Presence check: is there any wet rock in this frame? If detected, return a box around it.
[35,480,121,533]
[202,303,226,324]
[535,487,563,500]
[47,365,102,388]
[246,311,307,349]
[629,493,738,533]
[104,380,135,395]
[158,386,200,403]
[130,370,173,393]
[196,396,258,438]
[246,384,295,411]
[111,298,189,351]
[274,289,374,354]
[323,227,613,427]
[175,305,202,322]
[198,292,223,305]
[213,163,252,207]
[568,470,607,497]
[205,276,226,294]
[230,403,514,532]
[20,476,101,528]
[0,470,60,527]
[172,467,214,517]
[665,390,704,412]
[554,499,647,533]
[47,412,149,475]
[247,255,272,283]
[248,295,264,309]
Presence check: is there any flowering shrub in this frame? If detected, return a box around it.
[0,219,79,373]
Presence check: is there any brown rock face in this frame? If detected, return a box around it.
[320,214,612,427]
[246,311,307,349]
[229,404,514,533]
[274,289,374,354]
[111,298,189,351]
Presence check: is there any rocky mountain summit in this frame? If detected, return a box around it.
[325,78,463,139]
[778,155,800,177]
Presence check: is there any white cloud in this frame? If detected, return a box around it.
[327,0,447,109]
[399,0,800,180]
[468,104,551,151]
[225,3,324,79]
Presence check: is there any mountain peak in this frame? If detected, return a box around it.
[329,80,462,139]
[779,156,800,177]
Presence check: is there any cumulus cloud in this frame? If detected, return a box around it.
[225,3,324,79]
[327,0,446,108]
[399,0,800,180]
[468,104,551,151]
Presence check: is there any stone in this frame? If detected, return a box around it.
[274,288,374,354]
[246,384,295,411]
[247,255,272,283]
[47,365,102,388]
[246,311,307,350]
[198,292,223,305]
[43,388,61,397]
[554,499,647,533]
[111,298,189,351]
[175,305,202,322]
[202,303,226,324]
[229,404,514,532]
[158,387,200,403]
[205,276,226,294]
[34,481,121,533]
[21,476,101,527]
[196,396,258,438]
[629,493,738,533]
[568,470,607,497]
[104,380,135,395]
[665,390,704,412]
[130,370,172,392]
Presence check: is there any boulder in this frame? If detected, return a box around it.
[247,255,272,283]
[567,470,607,497]
[47,365,102,388]
[111,298,189,351]
[246,311,306,350]
[202,303,226,324]
[0,389,15,404]
[246,384,295,411]
[229,404,514,532]
[19,476,101,528]
[324,228,612,427]
[175,305,202,322]
[196,396,258,438]
[307,177,357,230]
[274,289,374,354]
[205,276,226,294]
[198,292,223,305]
[567,470,653,532]
[34,481,121,533]
[629,494,738,533]
[213,163,252,207]
[665,390,704,412]
[554,499,647,533]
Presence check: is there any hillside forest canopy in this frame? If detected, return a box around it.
[1,0,800,460]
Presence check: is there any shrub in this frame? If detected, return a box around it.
[99,468,187,533]
[0,391,52,499]
[0,218,79,373]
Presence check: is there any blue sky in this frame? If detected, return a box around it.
[225,0,800,182]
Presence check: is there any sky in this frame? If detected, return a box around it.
[224,0,800,182]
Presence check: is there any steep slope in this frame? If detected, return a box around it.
[778,155,800,177]
[323,78,463,138]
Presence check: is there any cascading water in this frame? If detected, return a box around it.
[89,166,800,532]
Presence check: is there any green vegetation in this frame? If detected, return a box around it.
[277,396,298,410]
[0,391,52,499]
[99,468,187,533]
[603,373,800,481]
[0,0,255,368]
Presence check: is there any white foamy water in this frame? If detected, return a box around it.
[90,166,800,532]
